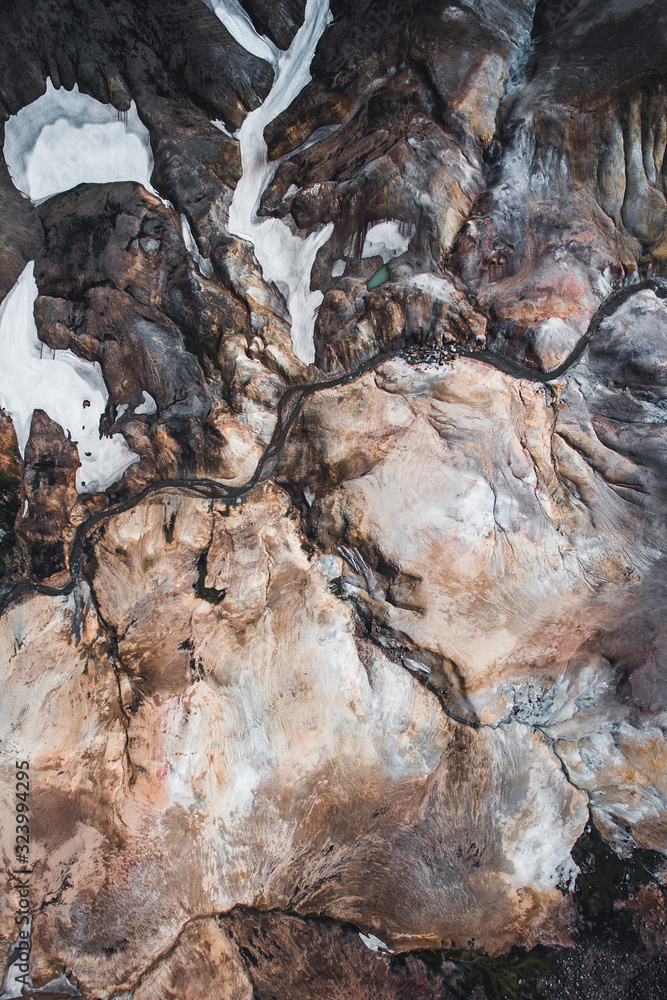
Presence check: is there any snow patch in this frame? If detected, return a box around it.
[332,258,346,277]
[0,263,139,493]
[211,118,235,138]
[134,391,157,416]
[361,221,415,263]
[4,80,155,204]
[359,932,394,954]
[403,656,431,676]
[597,265,614,298]
[209,0,334,363]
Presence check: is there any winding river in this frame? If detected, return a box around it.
[1,276,664,617]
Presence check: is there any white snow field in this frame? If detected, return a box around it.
[361,220,416,263]
[0,263,139,494]
[4,79,154,204]
[205,0,334,363]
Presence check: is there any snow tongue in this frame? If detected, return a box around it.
[210,0,334,364]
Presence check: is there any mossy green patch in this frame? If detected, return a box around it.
[436,947,546,999]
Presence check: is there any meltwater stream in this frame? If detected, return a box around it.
[206,0,334,363]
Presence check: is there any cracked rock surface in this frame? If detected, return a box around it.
[1,0,667,997]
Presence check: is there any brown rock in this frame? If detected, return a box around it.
[33,182,281,491]
[3,3,667,997]
[0,0,273,127]
[0,408,22,582]
[131,918,253,1000]
[223,908,451,999]
[314,271,486,369]
[17,410,79,582]
[0,485,586,995]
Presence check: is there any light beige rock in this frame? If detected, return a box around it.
[131,919,253,1000]
[0,483,588,995]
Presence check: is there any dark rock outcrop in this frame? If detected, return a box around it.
[223,909,453,999]
[240,0,306,49]
[0,131,43,298]
[0,0,272,126]
[33,182,254,489]
[17,410,79,582]
[0,0,276,248]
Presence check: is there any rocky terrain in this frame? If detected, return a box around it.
[1,0,667,997]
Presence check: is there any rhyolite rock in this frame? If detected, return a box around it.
[1,484,587,996]
[1,0,667,997]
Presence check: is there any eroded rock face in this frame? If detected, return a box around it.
[23,181,300,521]
[282,297,667,851]
[239,0,306,50]
[1,0,667,997]
[452,0,667,366]
[260,0,535,367]
[0,412,22,589]
[34,184,220,486]
[0,484,586,996]
[222,909,455,999]
[130,918,253,1000]
[17,410,79,583]
[0,131,43,298]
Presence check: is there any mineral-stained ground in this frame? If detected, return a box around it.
[1,1,667,997]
